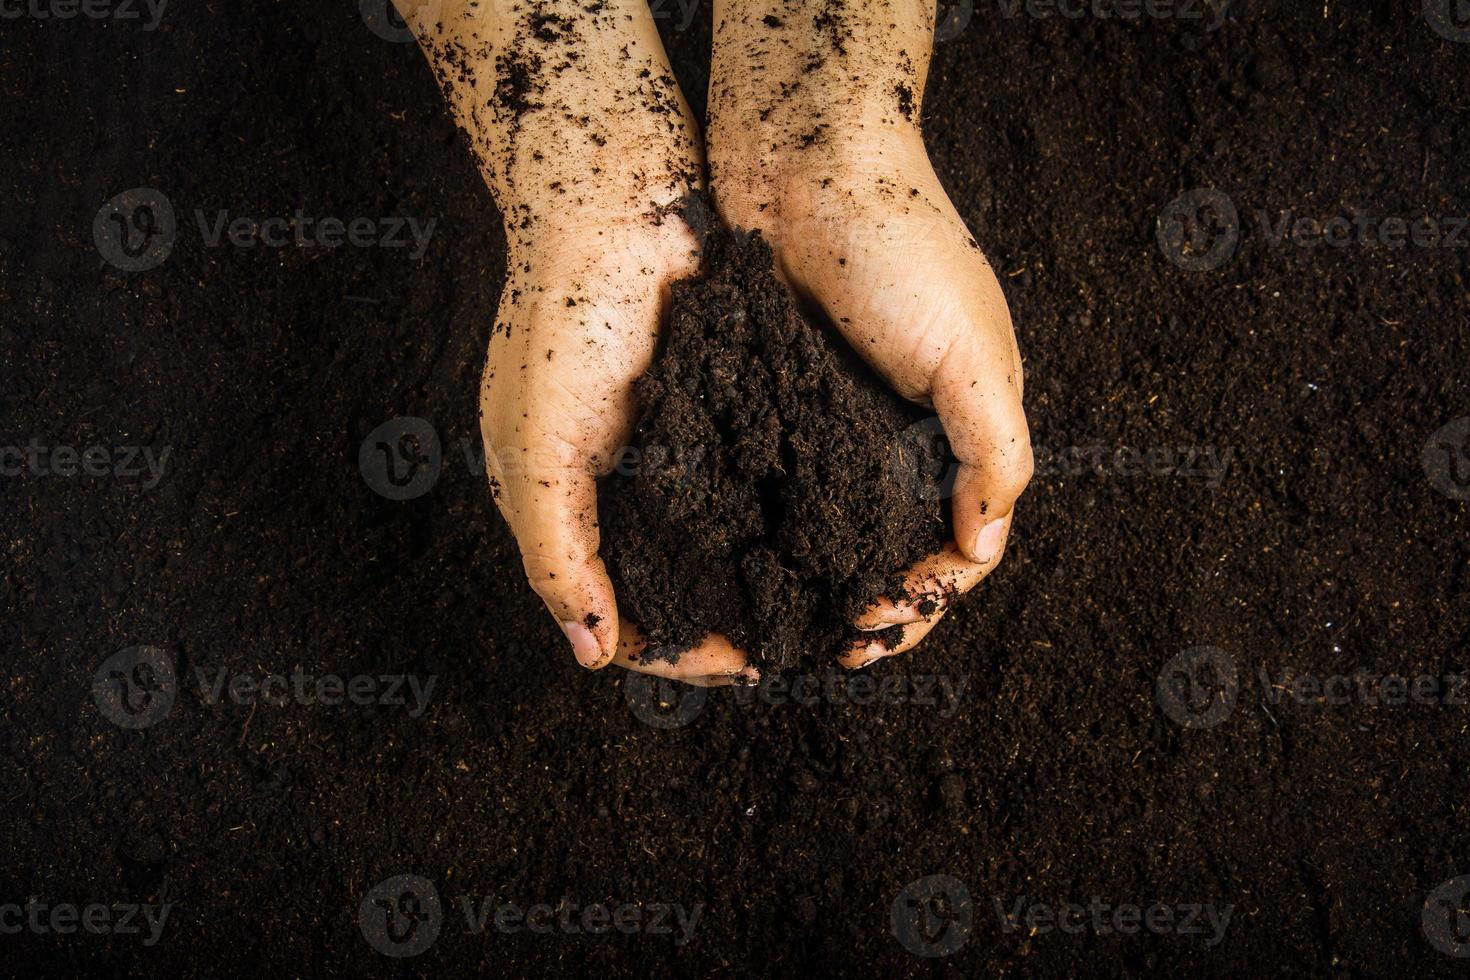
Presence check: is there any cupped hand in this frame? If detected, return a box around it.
[711,118,1033,671]
[482,217,761,688]
[390,0,760,686]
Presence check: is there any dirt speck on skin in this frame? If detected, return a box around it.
[894,82,914,120]
[599,221,953,671]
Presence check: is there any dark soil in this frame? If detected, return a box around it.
[2,2,1468,978]
[601,221,948,670]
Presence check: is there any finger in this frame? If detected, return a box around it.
[493,453,620,671]
[613,621,760,688]
[852,523,1011,632]
[930,334,1033,566]
[840,612,948,669]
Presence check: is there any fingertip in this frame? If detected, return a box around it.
[840,638,891,670]
[526,554,621,670]
[854,596,925,631]
[559,618,609,669]
[952,464,1017,565]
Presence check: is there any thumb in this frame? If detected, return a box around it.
[493,450,620,670]
[931,333,1033,566]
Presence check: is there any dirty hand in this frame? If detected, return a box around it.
[708,0,1034,668]
[393,0,756,685]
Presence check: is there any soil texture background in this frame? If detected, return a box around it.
[1,0,1468,976]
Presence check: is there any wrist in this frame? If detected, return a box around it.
[708,118,929,234]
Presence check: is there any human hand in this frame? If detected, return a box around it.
[395,0,758,685]
[707,0,1034,668]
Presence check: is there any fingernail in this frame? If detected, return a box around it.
[560,620,604,668]
[971,518,1007,564]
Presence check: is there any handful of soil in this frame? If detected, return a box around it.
[598,222,957,672]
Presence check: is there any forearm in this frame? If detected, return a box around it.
[393,0,703,245]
